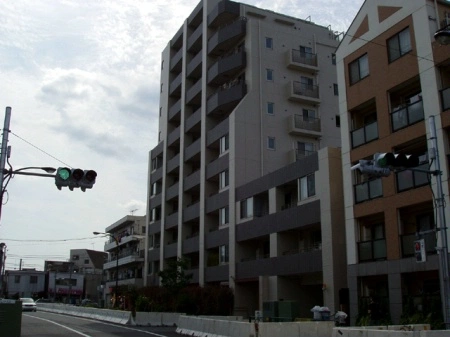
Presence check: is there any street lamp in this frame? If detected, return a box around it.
[93,231,119,308]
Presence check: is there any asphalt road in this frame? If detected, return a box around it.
[21,311,187,337]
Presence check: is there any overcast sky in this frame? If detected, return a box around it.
[0,0,364,271]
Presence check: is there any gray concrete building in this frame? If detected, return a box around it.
[146,0,347,317]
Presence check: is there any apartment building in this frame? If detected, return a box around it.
[336,0,450,325]
[101,215,146,305]
[4,269,46,299]
[146,0,348,316]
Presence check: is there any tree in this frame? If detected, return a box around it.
[158,257,193,292]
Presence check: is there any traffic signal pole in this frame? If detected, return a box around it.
[0,107,11,223]
[428,116,450,329]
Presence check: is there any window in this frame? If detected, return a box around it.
[159,107,162,117]
[266,69,274,81]
[267,102,274,115]
[299,173,315,200]
[72,255,79,260]
[265,37,273,49]
[150,207,161,222]
[84,259,89,264]
[220,206,229,225]
[151,182,159,196]
[300,45,313,58]
[302,108,315,121]
[240,197,254,219]
[333,83,339,96]
[161,60,164,70]
[220,135,229,154]
[388,27,411,63]
[332,53,336,65]
[336,115,341,127]
[30,276,38,284]
[297,141,315,157]
[219,170,229,189]
[349,54,369,85]
[267,137,275,150]
[14,276,20,283]
[151,156,162,171]
[219,245,229,264]
[300,76,314,89]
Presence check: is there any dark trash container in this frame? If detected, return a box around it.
[0,299,22,337]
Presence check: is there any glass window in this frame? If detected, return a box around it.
[220,206,229,225]
[336,115,341,127]
[30,276,38,284]
[14,276,20,283]
[219,245,229,264]
[240,197,254,219]
[299,173,315,200]
[219,170,229,189]
[220,135,229,154]
[268,137,275,150]
[332,53,336,65]
[388,27,411,63]
[349,54,369,85]
[334,83,339,96]
[266,69,274,81]
[267,102,274,115]
[265,37,273,49]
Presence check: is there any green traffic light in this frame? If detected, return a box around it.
[57,167,71,180]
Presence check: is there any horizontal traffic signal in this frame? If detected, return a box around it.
[352,152,420,178]
[55,167,97,191]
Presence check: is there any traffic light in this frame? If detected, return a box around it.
[55,167,97,191]
[353,159,391,177]
[414,239,426,263]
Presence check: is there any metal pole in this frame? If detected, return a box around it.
[428,116,450,329]
[115,236,119,308]
[0,107,11,223]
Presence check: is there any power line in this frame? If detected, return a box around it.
[1,236,101,243]
[9,131,72,167]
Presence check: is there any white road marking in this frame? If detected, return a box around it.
[23,314,90,337]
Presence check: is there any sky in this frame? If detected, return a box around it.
[0,0,364,271]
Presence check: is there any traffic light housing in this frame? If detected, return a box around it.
[55,167,97,191]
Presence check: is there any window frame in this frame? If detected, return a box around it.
[267,136,276,150]
[219,170,229,189]
[266,69,274,81]
[240,197,254,219]
[349,53,369,85]
[265,37,273,49]
[387,27,411,63]
[299,173,315,200]
[267,102,274,115]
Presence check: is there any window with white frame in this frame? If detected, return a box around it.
[267,102,274,115]
[240,197,254,219]
[299,173,315,200]
[265,37,273,49]
[349,53,369,85]
[150,207,161,222]
[297,141,315,158]
[302,108,315,121]
[266,69,274,81]
[220,135,229,154]
[387,27,411,63]
[219,245,229,264]
[151,182,161,196]
[220,206,229,225]
[267,137,276,150]
[219,170,229,189]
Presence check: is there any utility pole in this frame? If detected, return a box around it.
[0,107,11,222]
[428,116,450,329]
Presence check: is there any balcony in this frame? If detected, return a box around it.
[208,17,246,57]
[168,99,181,122]
[184,170,200,192]
[185,107,201,133]
[169,72,182,97]
[287,81,320,105]
[206,153,229,180]
[396,163,429,192]
[165,211,179,230]
[205,264,229,282]
[401,232,437,258]
[205,190,229,214]
[357,238,387,262]
[105,278,144,289]
[286,49,318,73]
[166,153,180,174]
[164,242,178,259]
[207,48,246,85]
[170,48,183,73]
[167,126,180,147]
[187,50,203,80]
[186,77,202,106]
[354,178,383,204]
[165,182,179,201]
[183,202,200,223]
[184,138,201,162]
[289,149,316,162]
[187,22,203,53]
[103,252,145,270]
[206,118,229,146]
[351,121,378,148]
[207,79,246,116]
[390,99,424,132]
[288,114,321,138]
[205,228,229,249]
[208,0,240,28]
[236,250,322,279]
[440,87,450,111]
[182,235,199,254]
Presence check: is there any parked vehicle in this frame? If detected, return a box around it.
[20,298,37,312]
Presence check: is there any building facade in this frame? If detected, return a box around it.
[4,269,46,299]
[101,215,146,306]
[146,0,347,316]
[337,0,450,325]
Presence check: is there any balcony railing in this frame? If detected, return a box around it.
[294,149,316,161]
[292,82,319,99]
[391,99,424,132]
[291,50,318,67]
[440,87,450,111]
[293,115,321,132]
[396,163,430,192]
[354,178,383,204]
[351,121,378,148]
[358,238,387,262]
[400,232,437,257]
